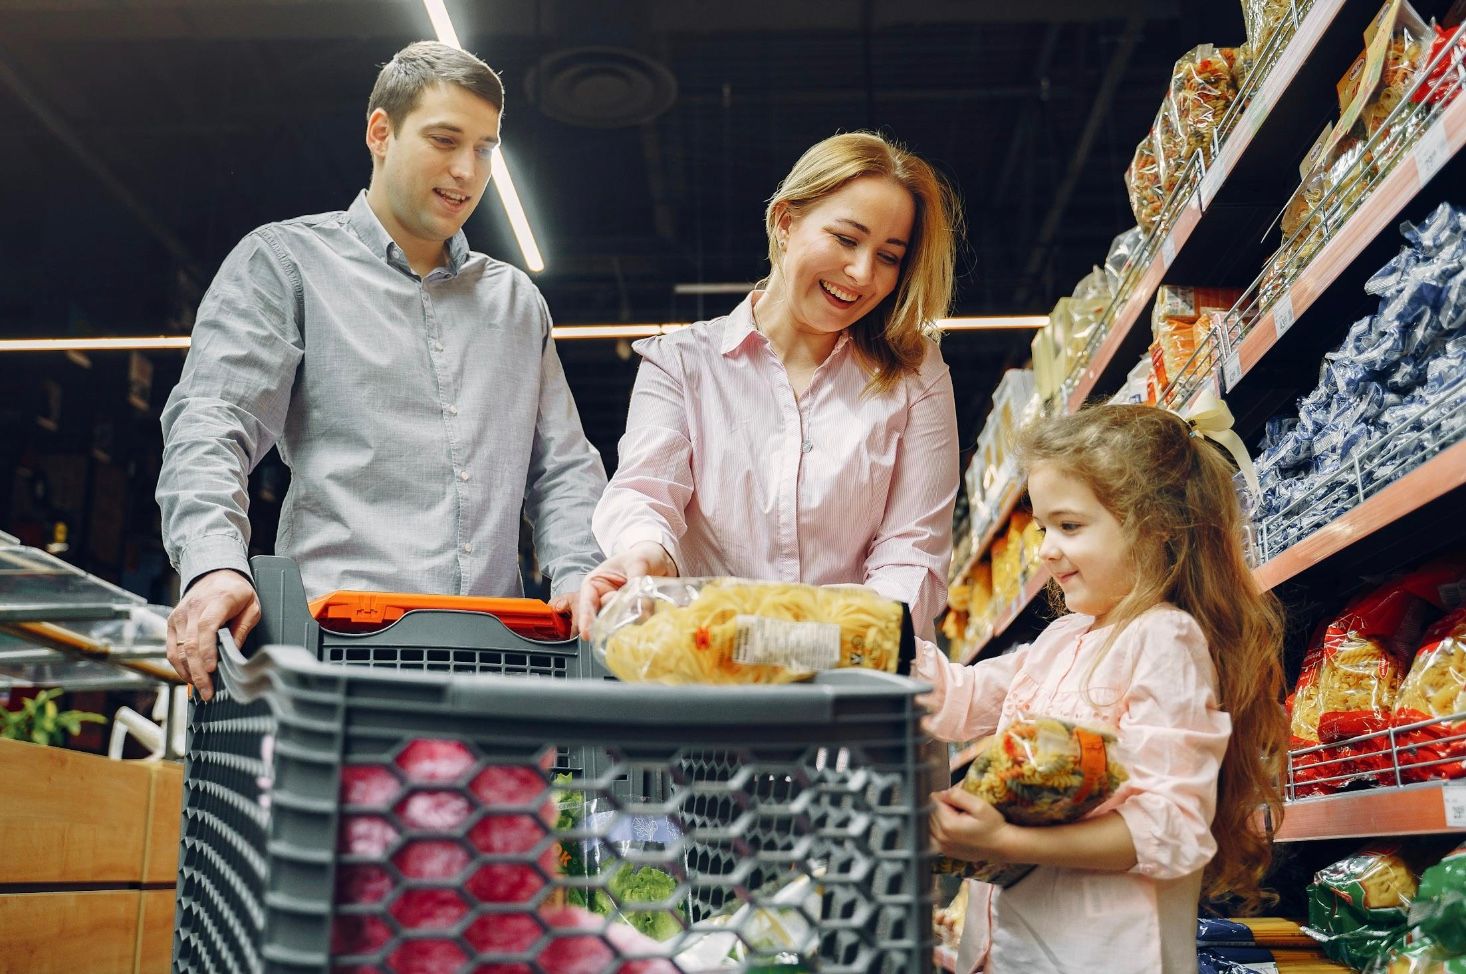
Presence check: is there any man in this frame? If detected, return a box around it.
[158,41,606,699]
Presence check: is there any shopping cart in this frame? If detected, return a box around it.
[171,556,934,973]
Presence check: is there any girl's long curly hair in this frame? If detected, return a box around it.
[1018,404,1287,913]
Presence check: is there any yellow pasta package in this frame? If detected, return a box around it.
[934,715,1128,887]
[591,577,912,685]
[1392,609,1466,783]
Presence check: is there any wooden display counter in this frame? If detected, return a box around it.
[0,738,182,974]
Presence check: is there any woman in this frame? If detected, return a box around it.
[577,131,963,642]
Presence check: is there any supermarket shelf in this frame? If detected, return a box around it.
[1062,0,1366,410]
[1254,438,1466,591]
[949,479,1024,586]
[959,570,1048,665]
[935,944,959,972]
[1065,195,1200,413]
[1224,90,1466,393]
[1274,780,1466,842]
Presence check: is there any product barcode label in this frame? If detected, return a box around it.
[1414,122,1450,185]
[1222,349,1242,391]
[1444,781,1466,828]
[732,615,840,672]
[1273,292,1296,339]
[1161,234,1176,269]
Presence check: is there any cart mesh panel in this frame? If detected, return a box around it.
[173,685,273,974]
[174,647,930,973]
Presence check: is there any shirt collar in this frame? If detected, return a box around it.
[346,189,470,277]
[721,290,853,359]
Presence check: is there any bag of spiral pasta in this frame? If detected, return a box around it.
[934,715,1129,887]
[589,576,914,685]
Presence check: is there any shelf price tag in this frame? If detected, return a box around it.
[1222,349,1243,392]
[1446,781,1466,828]
[1414,122,1450,185]
[1273,291,1296,339]
[1161,234,1176,269]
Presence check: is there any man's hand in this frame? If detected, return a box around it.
[930,786,1015,863]
[575,541,678,639]
[166,569,260,701]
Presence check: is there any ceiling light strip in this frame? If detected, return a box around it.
[0,317,1047,352]
[0,336,192,353]
[421,0,545,273]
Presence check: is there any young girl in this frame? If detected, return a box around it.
[920,404,1288,974]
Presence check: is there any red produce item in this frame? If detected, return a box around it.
[396,740,477,783]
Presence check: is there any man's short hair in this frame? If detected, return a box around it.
[368,41,504,127]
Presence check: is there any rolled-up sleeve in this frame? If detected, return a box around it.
[157,230,303,591]
[913,642,1025,743]
[1111,612,1232,880]
[863,354,959,642]
[591,342,694,570]
[524,296,610,597]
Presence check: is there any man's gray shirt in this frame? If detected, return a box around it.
[158,191,606,599]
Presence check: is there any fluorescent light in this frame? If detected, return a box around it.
[0,336,191,353]
[490,148,544,273]
[421,0,461,49]
[673,282,755,295]
[421,0,545,273]
[937,316,1049,331]
[552,323,688,340]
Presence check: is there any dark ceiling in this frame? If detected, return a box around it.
[0,0,1251,588]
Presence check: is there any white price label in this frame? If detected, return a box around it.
[1445,781,1466,828]
[1161,234,1176,269]
[1222,349,1242,392]
[1273,292,1296,339]
[1414,122,1450,184]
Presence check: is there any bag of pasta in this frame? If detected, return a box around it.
[1305,843,1420,970]
[933,715,1128,887]
[1391,609,1466,784]
[1125,132,1164,233]
[591,577,912,685]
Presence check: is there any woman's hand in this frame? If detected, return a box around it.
[575,541,678,639]
[930,786,1015,863]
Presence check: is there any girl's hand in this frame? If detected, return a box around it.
[930,787,1015,862]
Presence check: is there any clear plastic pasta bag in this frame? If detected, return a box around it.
[933,715,1128,887]
[1306,843,1422,970]
[1391,609,1466,784]
[590,577,913,685]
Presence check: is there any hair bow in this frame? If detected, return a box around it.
[1175,389,1259,496]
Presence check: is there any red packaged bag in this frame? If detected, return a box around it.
[1391,609,1466,783]
[1288,559,1466,795]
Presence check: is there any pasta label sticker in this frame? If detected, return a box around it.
[732,615,841,671]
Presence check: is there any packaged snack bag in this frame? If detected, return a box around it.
[591,578,910,685]
[1305,843,1420,970]
[1126,133,1164,233]
[1391,609,1466,783]
[934,715,1128,887]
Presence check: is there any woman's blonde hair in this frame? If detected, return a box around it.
[763,131,962,393]
[1017,404,1287,914]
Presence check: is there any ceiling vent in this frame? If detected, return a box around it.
[528,46,678,129]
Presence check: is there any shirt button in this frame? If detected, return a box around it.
[433,341,445,352]
[462,543,473,554]
[801,440,813,454]
[447,404,459,415]
[458,469,471,481]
